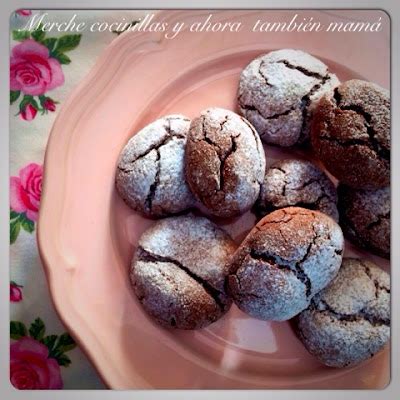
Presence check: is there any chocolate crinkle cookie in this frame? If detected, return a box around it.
[238,49,339,147]
[255,159,338,221]
[185,107,266,218]
[227,207,344,321]
[295,258,390,368]
[311,79,390,189]
[116,115,195,218]
[338,185,390,259]
[130,215,236,329]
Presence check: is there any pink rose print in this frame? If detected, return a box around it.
[10,318,76,389]
[10,337,63,390]
[10,282,23,302]
[43,98,56,112]
[10,163,42,243]
[10,39,64,96]
[20,103,37,121]
[15,10,32,17]
[10,163,42,222]
[10,28,81,121]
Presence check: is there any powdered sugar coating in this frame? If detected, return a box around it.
[255,159,338,221]
[116,115,195,217]
[238,49,339,146]
[130,215,236,329]
[227,207,344,321]
[295,258,390,368]
[185,107,266,218]
[338,185,390,259]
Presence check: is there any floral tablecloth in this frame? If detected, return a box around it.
[9,9,146,389]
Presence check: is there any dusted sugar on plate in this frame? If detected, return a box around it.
[130,214,236,329]
[238,49,339,146]
[295,258,390,368]
[116,115,195,218]
[226,207,344,321]
[255,159,338,221]
[185,107,266,218]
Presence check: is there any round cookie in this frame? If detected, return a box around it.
[255,159,338,221]
[116,115,195,217]
[238,49,339,146]
[295,258,390,368]
[311,79,390,189]
[226,207,344,321]
[338,185,390,259]
[185,107,266,218]
[130,214,236,329]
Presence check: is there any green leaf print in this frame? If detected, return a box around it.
[10,321,27,339]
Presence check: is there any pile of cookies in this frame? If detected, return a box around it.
[115,49,390,369]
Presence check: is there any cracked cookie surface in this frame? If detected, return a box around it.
[295,258,390,368]
[255,159,338,221]
[226,207,344,321]
[238,49,339,147]
[185,107,266,218]
[338,185,390,259]
[130,215,236,329]
[116,115,195,217]
[311,79,390,189]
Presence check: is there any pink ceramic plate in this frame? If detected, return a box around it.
[38,10,390,389]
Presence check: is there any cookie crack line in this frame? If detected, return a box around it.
[311,298,390,327]
[219,114,229,132]
[241,75,330,139]
[265,107,294,120]
[256,209,295,227]
[276,59,327,80]
[280,175,322,198]
[238,97,295,121]
[298,75,331,141]
[258,60,274,87]
[332,88,389,161]
[228,274,264,301]
[282,193,332,214]
[333,86,342,106]
[165,117,176,137]
[144,150,160,212]
[294,224,321,297]
[270,166,289,196]
[257,195,329,217]
[200,115,221,149]
[360,261,390,296]
[248,247,312,298]
[366,212,390,231]
[271,167,286,175]
[219,134,238,190]
[239,72,332,143]
[199,115,240,192]
[216,115,236,191]
[141,118,187,211]
[118,132,186,173]
[136,247,226,310]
